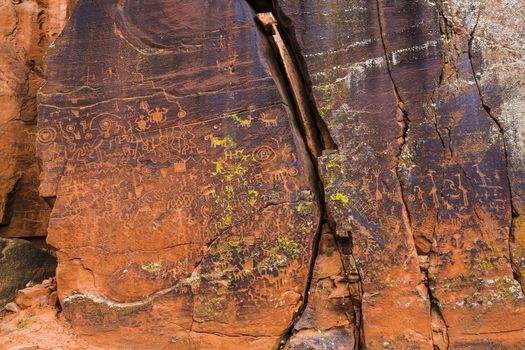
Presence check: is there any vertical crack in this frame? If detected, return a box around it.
[248,3,361,348]
[374,0,415,244]
[252,10,329,349]
[377,1,451,348]
[466,27,524,293]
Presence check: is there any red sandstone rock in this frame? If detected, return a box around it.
[37,0,320,347]
[15,278,55,309]
[0,0,522,349]
[275,0,525,348]
[285,225,357,349]
[0,0,76,238]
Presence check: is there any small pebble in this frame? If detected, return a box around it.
[4,303,19,313]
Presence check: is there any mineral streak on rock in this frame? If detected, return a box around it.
[37,0,321,347]
[273,1,442,347]
[468,0,525,296]
[0,0,77,238]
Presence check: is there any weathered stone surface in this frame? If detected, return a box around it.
[15,278,56,309]
[275,0,525,348]
[0,238,56,306]
[37,0,320,347]
[470,0,525,296]
[0,0,76,238]
[2,0,520,348]
[274,1,442,348]
[285,225,357,349]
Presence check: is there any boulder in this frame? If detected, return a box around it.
[0,238,56,306]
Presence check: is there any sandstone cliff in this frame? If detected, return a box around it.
[1,0,524,349]
[0,0,76,238]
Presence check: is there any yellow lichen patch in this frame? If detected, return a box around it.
[17,315,35,329]
[330,192,349,204]
[141,262,162,273]
[258,237,301,271]
[247,189,258,205]
[227,112,252,127]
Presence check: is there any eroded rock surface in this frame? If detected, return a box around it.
[0,0,76,238]
[274,0,525,348]
[0,238,56,306]
[285,225,357,350]
[29,0,525,349]
[37,0,320,348]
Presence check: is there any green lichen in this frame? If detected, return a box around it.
[330,192,349,204]
[227,112,252,127]
[212,148,253,231]
[276,237,300,257]
[141,262,162,273]
[247,189,258,206]
[258,237,300,270]
[17,315,35,329]
[213,136,237,149]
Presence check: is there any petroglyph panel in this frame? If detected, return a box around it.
[37,0,320,347]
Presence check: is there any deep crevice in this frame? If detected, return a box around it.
[270,2,338,152]
[245,1,359,348]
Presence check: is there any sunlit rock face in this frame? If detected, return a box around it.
[31,0,525,349]
[275,0,525,348]
[37,0,321,348]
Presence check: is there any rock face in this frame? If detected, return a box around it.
[274,0,525,348]
[31,0,525,349]
[0,0,76,238]
[0,238,56,306]
[37,0,320,348]
[285,225,357,349]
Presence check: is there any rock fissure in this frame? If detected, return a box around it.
[251,11,326,348]
[466,25,524,293]
[250,5,361,349]
[377,4,444,349]
[5,1,525,348]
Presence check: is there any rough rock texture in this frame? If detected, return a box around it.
[0,279,90,350]
[274,1,440,347]
[274,0,525,348]
[0,0,76,238]
[37,0,320,348]
[0,238,56,306]
[23,0,525,349]
[285,225,357,349]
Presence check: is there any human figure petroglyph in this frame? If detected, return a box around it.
[428,169,440,208]
[472,164,488,187]
[454,173,469,207]
[372,169,383,201]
